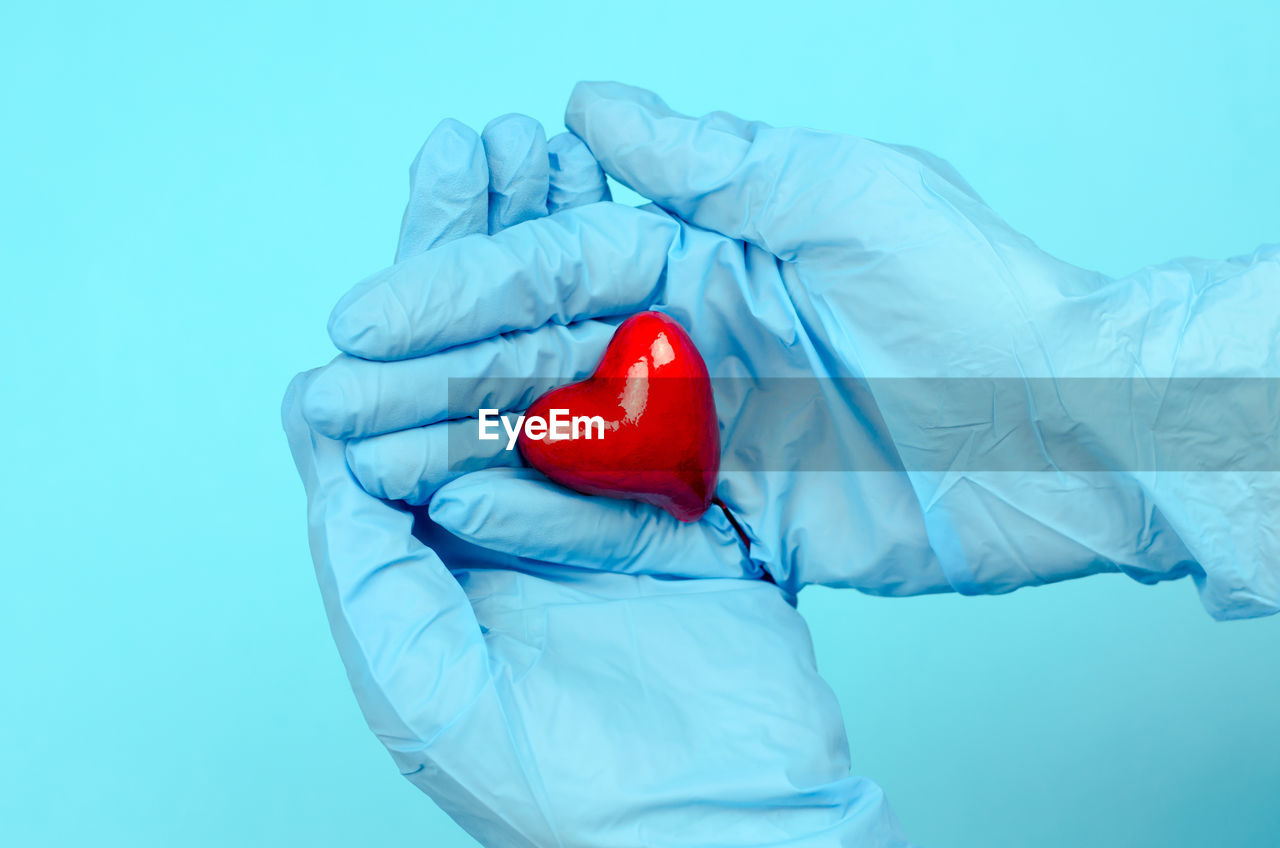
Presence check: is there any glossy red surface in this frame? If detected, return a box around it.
[518,311,720,522]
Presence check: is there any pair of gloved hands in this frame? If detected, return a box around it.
[284,82,1278,847]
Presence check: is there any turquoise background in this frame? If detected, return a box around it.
[3,1,1277,845]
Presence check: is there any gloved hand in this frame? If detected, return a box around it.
[284,115,910,847]
[304,83,1279,620]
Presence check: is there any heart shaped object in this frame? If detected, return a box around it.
[518,311,719,522]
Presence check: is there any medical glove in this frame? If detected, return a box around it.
[284,388,912,847]
[287,114,911,846]
[307,83,1280,621]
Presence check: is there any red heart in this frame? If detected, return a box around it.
[518,311,719,522]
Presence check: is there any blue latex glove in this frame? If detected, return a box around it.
[285,115,910,846]
[305,82,1279,621]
